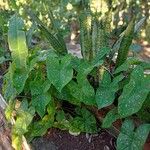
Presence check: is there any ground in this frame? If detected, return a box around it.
[31,129,116,150]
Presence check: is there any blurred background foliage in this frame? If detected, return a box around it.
[0,0,150,42]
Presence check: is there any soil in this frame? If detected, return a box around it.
[31,129,116,150]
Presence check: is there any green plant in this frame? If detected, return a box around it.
[2,1,150,150]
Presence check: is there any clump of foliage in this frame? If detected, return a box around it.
[1,0,150,150]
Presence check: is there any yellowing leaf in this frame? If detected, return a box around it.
[8,15,28,69]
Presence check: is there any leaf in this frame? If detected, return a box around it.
[13,67,29,94]
[46,54,73,92]
[52,84,81,106]
[26,114,54,141]
[118,66,150,118]
[114,58,142,74]
[13,109,34,135]
[100,70,111,86]
[67,80,96,105]
[26,23,36,48]
[92,47,110,66]
[5,100,15,120]
[102,108,120,128]
[12,134,22,150]
[110,17,145,59]
[0,56,6,64]
[30,72,51,96]
[8,15,28,69]
[3,63,29,99]
[116,17,135,67]
[79,10,92,60]
[29,50,53,71]
[96,72,124,109]
[137,94,150,122]
[134,17,146,33]
[31,92,51,118]
[3,65,17,100]
[117,119,150,150]
[68,59,97,105]
[28,10,67,55]
[69,108,97,134]
[12,107,35,150]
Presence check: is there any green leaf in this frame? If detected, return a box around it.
[118,66,150,118]
[96,72,124,109]
[100,71,111,86]
[13,67,29,94]
[26,114,54,141]
[52,84,81,106]
[26,23,36,48]
[28,10,67,55]
[117,119,150,150]
[31,92,51,118]
[69,108,97,134]
[102,108,120,128]
[30,72,51,96]
[0,56,7,64]
[3,63,29,99]
[92,47,110,66]
[67,80,96,105]
[114,58,142,74]
[137,94,150,122]
[46,54,73,92]
[79,10,92,60]
[116,17,135,67]
[3,65,17,100]
[8,15,28,69]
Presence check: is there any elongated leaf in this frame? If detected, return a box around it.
[110,17,145,59]
[46,54,73,92]
[79,10,92,60]
[28,10,67,55]
[117,119,150,150]
[116,17,135,67]
[26,23,36,48]
[8,15,28,69]
[118,66,150,118]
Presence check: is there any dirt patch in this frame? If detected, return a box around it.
[31,129,116,150]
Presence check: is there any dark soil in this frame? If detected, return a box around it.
[31,129,116,150]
